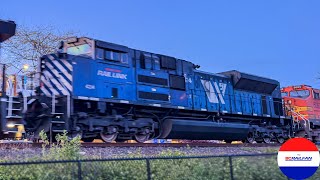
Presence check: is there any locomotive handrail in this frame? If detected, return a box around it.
[285,105,311,132]
[290,110,310,129]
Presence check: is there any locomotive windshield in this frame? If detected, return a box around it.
[289,90,310,99]
[281,92,288,97]
[62,37,94,58]
[67,44,92,56]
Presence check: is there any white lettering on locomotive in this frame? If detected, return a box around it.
[85,84,95,90]
[97,70,127,79]
[184,74,193,83]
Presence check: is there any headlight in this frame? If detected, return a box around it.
[6,123,15,128]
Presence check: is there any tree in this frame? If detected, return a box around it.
[1,25,77,74]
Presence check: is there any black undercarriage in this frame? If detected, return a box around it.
[22,96,300,144]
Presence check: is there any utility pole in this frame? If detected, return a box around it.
[1,64,5,97]
[0,40,7,97]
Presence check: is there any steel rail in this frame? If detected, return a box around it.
[0,141,282,148]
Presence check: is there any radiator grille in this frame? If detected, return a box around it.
[138,91,169,101]
[170,75,185,90]
[138,75,168,86]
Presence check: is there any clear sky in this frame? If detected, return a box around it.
[1,1,319,88]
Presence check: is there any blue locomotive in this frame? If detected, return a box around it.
[24,37,292,143]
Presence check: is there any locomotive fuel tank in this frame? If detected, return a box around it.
[160,119,250,140]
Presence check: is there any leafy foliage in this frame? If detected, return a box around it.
[39,130,82,160]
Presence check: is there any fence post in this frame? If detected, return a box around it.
[229,156,234,180]
[49,122,52,146]
[146,158,151,180]
[77,160,82,180]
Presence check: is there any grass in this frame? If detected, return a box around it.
[0,132,318,179]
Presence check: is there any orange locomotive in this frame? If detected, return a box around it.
[281,85,320,141]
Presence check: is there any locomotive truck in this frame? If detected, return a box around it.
[16,36,300,143]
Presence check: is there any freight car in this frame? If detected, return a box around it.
[21,37,296,143]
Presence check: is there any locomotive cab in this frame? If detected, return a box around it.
[282,85,317,120]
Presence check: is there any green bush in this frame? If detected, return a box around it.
[39,130,82,160]
[0,130,82,179]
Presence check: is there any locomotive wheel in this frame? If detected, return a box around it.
[263,136,271,143]
[100,132,118,143]
[295,131,306,138]
[82,137,95,142]
[69,129,83,140]
[243,132,255,144]
[276,136,285,144]
[135,127,153,143]
[134,133,150,143]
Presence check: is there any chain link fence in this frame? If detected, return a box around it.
[0,153,319,180]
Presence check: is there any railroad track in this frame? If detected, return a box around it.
[80,142,282,148]
[0,141,282,149]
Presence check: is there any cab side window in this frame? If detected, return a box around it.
[105,50,112,60]
[121,54,129,64]
[314,91,320,99]
[96,48,104,59]
[104,50,129,64]
[113,52,121,61]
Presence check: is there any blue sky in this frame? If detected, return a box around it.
[1,1,319,88]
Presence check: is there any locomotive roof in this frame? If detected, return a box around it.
[62,37,280,89]
[282,85,319,91]
[219,70,279,83]
[220,70,280,94]
[72,37,196,65]
[194,70,230,79]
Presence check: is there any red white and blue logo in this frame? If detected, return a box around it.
[278,138,320,179]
